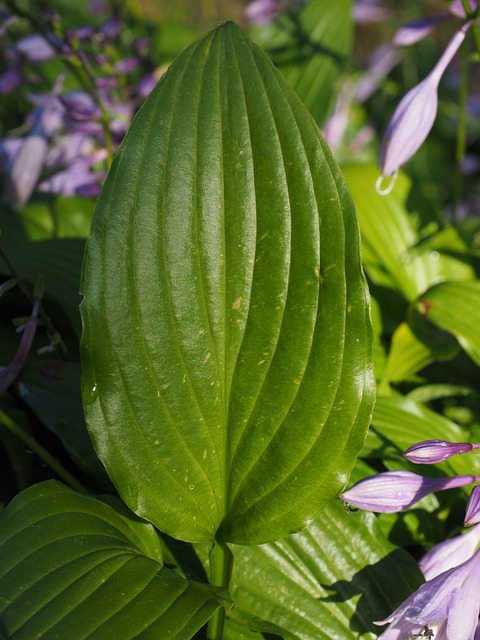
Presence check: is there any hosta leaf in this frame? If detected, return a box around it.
[250,0,353,126]
[0,481,229,639]
[80,21,374,545]
[226,499,422,639]
[411,281,480,366]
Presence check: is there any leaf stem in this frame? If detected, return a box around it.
[0,408,89,494]
[207,540,234,640]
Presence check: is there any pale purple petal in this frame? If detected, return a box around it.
[404,439,477,464]
[449,0,478,18]
[393,15,450,47]
[243,0,279,24]
[354,0,391,24]
[61,91,101,122]
[465,485,480,526]
[8,134,48,208]
[38,164,105,197]
[380,21,472,176]
[115,57,139,74]
[420,525,480,579]
[16,34,55,62]
[376,550,480,640]
[341,470,479,513]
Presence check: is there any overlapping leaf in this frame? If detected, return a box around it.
[0,481,228,639]
[226,499,422,639]
[80,22,374,545]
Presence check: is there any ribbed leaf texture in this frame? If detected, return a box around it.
[80,22,374,545]
[0,481,228,639]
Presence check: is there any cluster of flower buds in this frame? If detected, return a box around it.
[0,2,159,208]
[342,438,480,638]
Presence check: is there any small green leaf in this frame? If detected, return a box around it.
[81,22,374,545]
[0,481,229,639]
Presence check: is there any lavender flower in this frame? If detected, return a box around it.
[404,439,480,464]
[375,548,480,639]
[420,525,480,579]
[465,485,480,526]
[341,470,479,513]
[379,21,473,177]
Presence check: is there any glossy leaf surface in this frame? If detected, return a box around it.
[81,22,374,544]
[0,481,228,639]
[226,499,422,639]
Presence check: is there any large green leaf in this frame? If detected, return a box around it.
[225,499,422,639]
[410,281,480,366]
[0,481,229,639]
[80,22,374,545]
[250,0,352,126]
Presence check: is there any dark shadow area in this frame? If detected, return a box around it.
[319,549,424,636]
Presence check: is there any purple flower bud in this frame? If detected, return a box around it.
[0,68,22,94]
[379,21,472,177]
[404,439,478,464]
[341,470,480,514]
[60,91,101,122]
[393,15,450,47]
[243,0,280,24]
[8,134,48,208]
[115,57,139,74]
[465,485,480,527]
[15,34,55,62]
[420,525,480,579]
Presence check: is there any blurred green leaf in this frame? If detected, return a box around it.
[342,164,475,301]
[16,361,109,486]
[411,281,480,366]
[0,481,229,639]
[250,0,352,126]
[81,22,374,545]
[380,321,459,391]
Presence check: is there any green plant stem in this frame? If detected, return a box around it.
[0,408,88,494]
[207,540,234,640]
[0,243,67,357]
